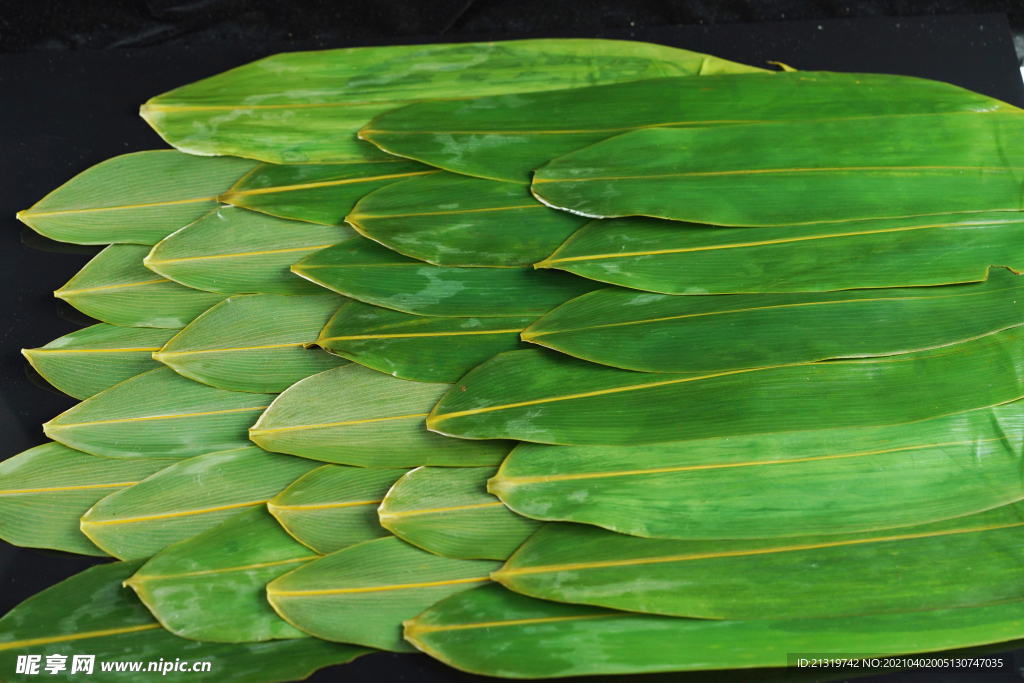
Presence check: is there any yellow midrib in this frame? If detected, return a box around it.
[129,556,318,582]
[82,500,267,526]
[406,611,619,636]
[270,575,490,597]
[20,196,214,218]
[223,170,435,197]
[251,412,428,436]
[319,328,524,342]
[146,244,336,265]
[0,624,163,651]
[268,499,383,512]
[46,405,269,430]
[533,165,1024,184]
[380,501,505,519]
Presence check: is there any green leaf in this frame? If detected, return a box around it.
[267,536,501,651]
[0,561,369,683]
[268,465,406,554]
[523,267,1024,373]
[127,506,317,642]
[347,172,587,267]
[81,446,319,560]
[144,207,353,295]
[292,237,600,317]
[23,324,176,399]
[362,71,1013,183]
[405,583,1024,678]
[56,245,226,329]
[0,443,174,556]
[532,113,1024,226]
[427,328,1024,445]
[221,160,434,226]
[537,214,1024,294]
[250,364,510,467]
[155,294,347,393]
[142,40,762,164]
[316,300,532,383]
[16,151,257,245]
[494,506,1024,620]
[379,467,542,560]
[44,367,272,458]
[491,402,1024,540]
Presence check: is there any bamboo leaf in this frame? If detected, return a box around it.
[127,506,317,642]
[267,536,501,651]
[16,151,257,245]
[56,245,226,329]
[347,172,587,267]
[250,364,510,468]
[81,446,319,560]
[427,329,1024,445]
[44,367,272,458]
[291,237,600,317]
[221,160,434,226]
[490,402,1024,540]
[362,71,1014,183]
[531,113,1024,226]
[0,561,369,683]
[0,443,175,556]
[142,40,762,164]
[405,583,1024,677]
[22,324,176,399]
[316,300,532,383]
[379,467,542,560]
[144,207,352,295]
[537,214,1024,294]
[155,294,347,393]
[523,268,1024,373]
[268,465,406,554]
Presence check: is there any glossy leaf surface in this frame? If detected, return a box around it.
[55,245,226,329]
[364,72,1013,183]
[292,237,599,317]
[156,294,347,393]
[347,172,587,267]
[145,206,353,295]
[23,324,175,399]
[532,113,1024,226]
[128,506,317,642]
[524,268,1024,373]
[16,151,256,245]
[428,329,1024,445]
[538,214,1024,294]
[0,443,174,556]
[267,536,500,651]
[222,160,434,225]
[380,467,542,560]
[316,300,532,383]
[405,583,1024,678]
[44,367,271,458]
[0,561,368,683]
[143,39,761,164]
[491,402,1024,540]
[268,465,405,554]
[251,364,510,467]
[81,446,319,560]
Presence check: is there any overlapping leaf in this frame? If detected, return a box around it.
[267,536,500,651]
[23,324,175,399]
[292,237,600,317]
[44,367,272,458]
[142,39,761,164]
[16,151,257,245]
[316,300,532,383]
[81,446,319,560]
[55,245,226,328]
[268,465,405,554]
[145,207,352,295]
[537,215,1024,294]
[532,113,1024,225]
[380,467,542,560]
[250,364,510,467]
[0,443,175,556]
[127,506,317,642]
[155,294,347,393]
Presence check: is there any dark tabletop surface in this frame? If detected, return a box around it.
[2,11,1024,683]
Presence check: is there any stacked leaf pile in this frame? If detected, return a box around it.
[5,37,1024,681]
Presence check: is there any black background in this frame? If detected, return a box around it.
[3,4,1024,683]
